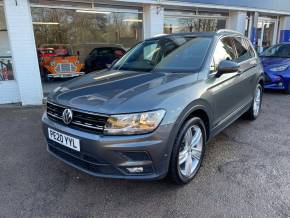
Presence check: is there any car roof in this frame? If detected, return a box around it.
[146,29,244,41]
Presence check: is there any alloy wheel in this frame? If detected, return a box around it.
[253,86,262,117]
[178,125,203,178]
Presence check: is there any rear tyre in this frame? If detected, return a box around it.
[41,68,51,82]
[284,83,290,94]
[169,117,206,185]
[245,83,263,120]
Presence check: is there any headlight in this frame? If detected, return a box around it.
[104,109,166,135]
[270,65,288,72]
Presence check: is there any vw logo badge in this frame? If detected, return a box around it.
[62,108,73,125]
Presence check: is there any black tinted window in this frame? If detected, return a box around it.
[98,48,113,56]
[233,37,254,62]
[262,44,290,58]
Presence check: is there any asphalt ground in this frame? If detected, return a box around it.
[0,91,290,218]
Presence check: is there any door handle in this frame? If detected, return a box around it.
[237,69,243,75]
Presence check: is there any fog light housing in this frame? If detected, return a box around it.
[126,167,144,173]
[122,166,153,174]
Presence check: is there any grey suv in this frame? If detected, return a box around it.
[42,30,264,184]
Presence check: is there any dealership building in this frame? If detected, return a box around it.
[1,0,290,105]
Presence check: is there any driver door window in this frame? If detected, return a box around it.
[232,37,255,63]
[210,37,236,73]
[143,44,159,61]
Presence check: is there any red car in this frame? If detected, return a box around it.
[37,48,56,59]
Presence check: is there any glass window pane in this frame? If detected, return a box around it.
[30,0,92,8]
[262,44,290,58]
[0,6,14,81]
[113,36,212,72]
[31,5,143,81]
[212,37,236,71]
[233,37,254,62]
[164,10,227,34]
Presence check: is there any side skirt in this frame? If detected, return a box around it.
[209,101,252,139]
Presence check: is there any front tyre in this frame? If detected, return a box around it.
[245,83,263,120]
[169,117,206,185]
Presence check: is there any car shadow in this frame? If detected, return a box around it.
[264,89,286,95]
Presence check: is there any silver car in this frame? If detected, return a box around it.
[42,30,264,184]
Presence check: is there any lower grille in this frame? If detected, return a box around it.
[48,139,107,164]
[48,144,121,175]
[47,101,108,133]
[55,63,77,73]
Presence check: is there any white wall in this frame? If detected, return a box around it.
[143,5,164,39]
[0,31,11,57]
[0,6,21,104]
[4,0,43,105]
[280,16,290,30]
[0,80,21,104]
[228,11,247,34]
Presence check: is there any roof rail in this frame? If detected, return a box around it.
[216,29,243,35]
[153,33,168,37]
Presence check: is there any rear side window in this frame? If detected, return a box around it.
[98,48,113,56]
[232,37,255,63]
[114,49,125,58]
[210,37,236,72]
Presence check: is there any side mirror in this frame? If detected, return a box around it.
[216,60,240,77]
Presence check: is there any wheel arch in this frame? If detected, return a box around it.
[259,75,265,88]
[173,102,213,142]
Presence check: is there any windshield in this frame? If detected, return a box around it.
[261,44,290,58]
[112,36,212,72]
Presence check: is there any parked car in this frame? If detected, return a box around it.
[38,45,84,81]
[37,48,56,59]
[84,45,126,73]
[42,30,264,184]
[260,43,290,93]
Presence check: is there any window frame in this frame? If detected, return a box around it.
[0,5,15,81]
[243,37,257,59]
[209,35,257,75]
[209,36,237,74]
[232,36,256,63]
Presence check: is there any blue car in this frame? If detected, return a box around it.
[260,43,290,94]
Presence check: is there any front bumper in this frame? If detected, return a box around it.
[42,113,174,180]
[48,72,85,78]
[264,72,290,90]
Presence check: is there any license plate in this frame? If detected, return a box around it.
[48,128,80,152]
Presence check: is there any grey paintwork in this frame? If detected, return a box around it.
[43,31,264,179]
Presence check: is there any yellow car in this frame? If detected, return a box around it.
[38,46,85,81]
